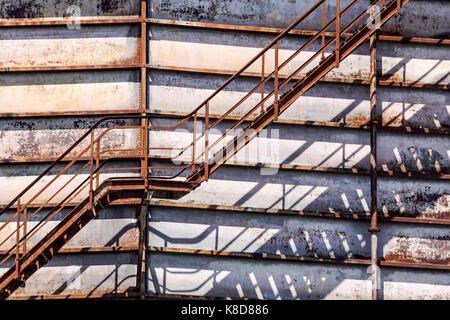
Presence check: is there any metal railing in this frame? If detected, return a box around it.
[0,0,406,285]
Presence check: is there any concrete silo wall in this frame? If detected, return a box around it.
[0,0,448,299]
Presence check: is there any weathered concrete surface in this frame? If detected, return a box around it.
[378,86,449,129]
[149,25,449,85]
[0,161,140,206]
[0,206,137,250]
[0,71,140,115]
[3,252,137,298]
[380,222,450,264]
[150,119,450,174]
[149,70,449,130]
[149,206,449,265]
[0,117,141,162]
[150,164,449,219]
[378,131,450,174]
[147,252,450,300]
[150,120,371,170]
[0,0,140,19]
[0,0,447,301]
[0,25,139,68]
[150,0,450,38]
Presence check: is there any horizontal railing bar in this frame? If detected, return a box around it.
[0,114,146,216]
[150,0,327,127]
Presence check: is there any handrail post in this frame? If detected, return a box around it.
[369,5,381,300]
[96,140,100,189]
[89,131,94,210]
[335,0,340,67]
[23,207,27,255]
[321,0,326,62]
[261,53,265,114]
[274,41,279,121]
[204,102,210,181]
[192,113,197,174]
[140,0,149,189]
[143,116,149,188]
[15,198,20,280]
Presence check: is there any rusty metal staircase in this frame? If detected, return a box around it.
[0,0,409,299]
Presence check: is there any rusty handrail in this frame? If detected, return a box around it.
[163,0,369,167]
[181,0,395,182]
[0,0,408,285]
[0,114,145,218]
[0,155,145,267]
[0,119,152,271]
[0,0,388,222]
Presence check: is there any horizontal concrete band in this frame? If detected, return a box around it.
[8,291,229,301]
[148,18,450,46]
[1,112,448,138]
[2,197,447,226]
[1,64,445,90]
[148,65,449,91]
[0,245,138,256]
[148,246,450,271]
[0,17,447,46]
[0,154,447,180]
[2,244,447,276]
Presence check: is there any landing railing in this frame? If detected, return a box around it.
[0,115,145,278]
[151,0,395,180]
[0,0,403,284]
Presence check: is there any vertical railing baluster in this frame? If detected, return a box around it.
[96,140,100,189]
[89,131,94,210]
[23,207,27,255]
[321,0,326,62]
[369,20,381,300]
[335,0,340,67]
[397,0,401,13]
[204,102,210,181]
[15,199,20,280]
[274,41,279,121]
[144,116,149,187]
[192,113,197,175]
[261,53,265,114]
